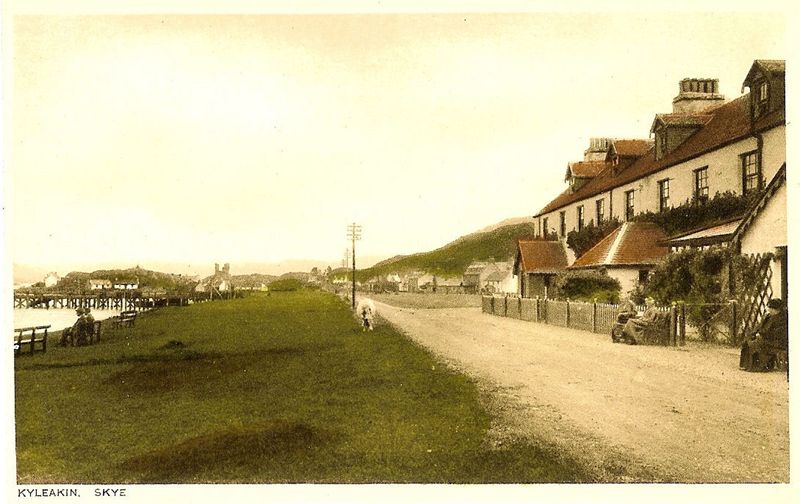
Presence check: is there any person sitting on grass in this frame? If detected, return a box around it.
[622,297,658,345]
[739,298,788,372]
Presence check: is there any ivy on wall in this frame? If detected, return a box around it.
[632,191,757,236]
[565,218,621,258]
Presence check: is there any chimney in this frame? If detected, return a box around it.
[672,78,725,113]
[215,263,219,274]
[583,137,613,161]
[223,263,230,274]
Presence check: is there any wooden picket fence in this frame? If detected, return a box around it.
[482,295,685,346]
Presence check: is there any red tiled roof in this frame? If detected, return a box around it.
[569,222,668,268]
[567,160,608,179]
[515,240,568,274]
[611,139,653,158]
[536,93,785,217]
[650,113,713,133]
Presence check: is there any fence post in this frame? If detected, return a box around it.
[565,299,570,328]
[535,297,540,322]
[544,298,549,324]
[670,302,677,346]
[730,299,738,345]
[591,299,597,333]
[504,294,509,317]
[679,302,686,346]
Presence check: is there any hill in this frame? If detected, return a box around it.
[357,222,537,281]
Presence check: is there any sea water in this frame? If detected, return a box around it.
[13,308,121,333]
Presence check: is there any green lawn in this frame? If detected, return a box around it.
[15,290,587,483]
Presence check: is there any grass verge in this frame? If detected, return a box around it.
[15,290,587,483]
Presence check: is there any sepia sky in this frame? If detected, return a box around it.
[5,6,786,274]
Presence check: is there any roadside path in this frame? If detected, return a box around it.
[375,302,789,482]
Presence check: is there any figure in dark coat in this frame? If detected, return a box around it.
[622,297,658,345]
[740,298,788,371]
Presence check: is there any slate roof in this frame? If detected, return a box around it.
[514,240,568,274]
[464,262,489,276]
[536,93,785,217]
[664,219,742,248]
[743,60,786,89]
[569,222,668,269]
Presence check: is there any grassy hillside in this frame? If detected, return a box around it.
[15,290,586,483]
[357,222,536,281]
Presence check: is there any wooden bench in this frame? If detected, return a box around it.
[112,310,137,328]
[14,325,50,356]
[88,321,102,344]
[60,320,102,347]
[638,312,672,346]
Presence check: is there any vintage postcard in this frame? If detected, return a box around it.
[2,1,796,502]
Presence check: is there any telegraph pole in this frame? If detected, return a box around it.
[346,223,362,309]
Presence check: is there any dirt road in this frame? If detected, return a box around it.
[376,302,789,482]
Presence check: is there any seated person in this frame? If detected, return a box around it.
[617,296,638,323]
[622,297,658,345]
[60,307,86,346]
[740,298,788,371]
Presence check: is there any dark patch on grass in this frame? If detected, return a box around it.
[160,340,185,350]
[20,350,223,371]
[119,420,325,482]
[106,353,247,393]
[261,346,305,356]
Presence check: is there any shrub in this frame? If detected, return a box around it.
[632,191,756,236]
[268,278,303,292]
[566,218,621,257]
[644,248,729,341]
[551,270,621,303]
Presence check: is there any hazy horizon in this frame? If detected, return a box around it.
[12,254,397,284]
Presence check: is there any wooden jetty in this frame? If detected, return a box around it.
[14,292,195,310]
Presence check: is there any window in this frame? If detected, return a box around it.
[577,206,585,231]
[624,190,635,221]
[741,151,761,195]
[638,270,650,285]
[559,211,566,237]
[694,167,709,204]
[658,179,670,212]
[596,199,605,225]
[755,80,769,117]
[542,217,549,238]
[657,131,667,159]
[759,81,769,103]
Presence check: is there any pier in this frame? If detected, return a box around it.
[13,291,207,311]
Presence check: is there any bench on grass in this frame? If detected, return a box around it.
[112,311,137,329]
[14,325,50,356]
[59,320,101,347]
